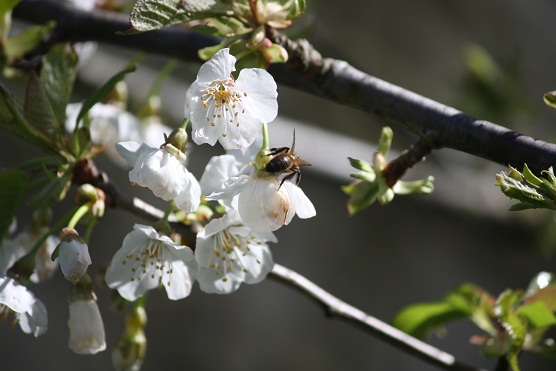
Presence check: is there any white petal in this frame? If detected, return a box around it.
[0,276,48,337]
[196,48,236,83]
[173,169,201,213]
[197,268,242,294]
[0,238,29,274]
[206,175,249,201]
[115,141,150,167]
[217,112,264,150]
[238,178,292,232]
[283,181,316,219]
[200,155,242,195]
[68,300,106,354]
[106,225,196,301]
[235,68,278,123]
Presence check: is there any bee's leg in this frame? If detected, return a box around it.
[278,171,297,189]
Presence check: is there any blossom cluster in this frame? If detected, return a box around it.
[0,48,315,359]
[106,48,315,299]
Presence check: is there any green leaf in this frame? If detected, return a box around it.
[342,180,379,216]
[0,169,27,241]
[40,42,77,125]
[24,71,59,145]
[75,56,142,130]
[348,157,374,173]
[0,0,19,39]
[4,22,55,61]
[517,302,556,328]
[129,0,183,32]
[393,176,435,195]
[526,285,556,311]
[392,301,467,340]
[522,164,543,187]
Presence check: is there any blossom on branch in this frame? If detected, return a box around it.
[195,211,275,294]
[116,141,201,213]
[67,297,106,355]
[0,276,48,337]
[105,224,196,301]
[184,48,278,150]
[207,171,316,233]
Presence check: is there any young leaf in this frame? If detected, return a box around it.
[129,0,183,33]
[0,169,27,241]
[391,301,467,340]
[24,71,59,145]
[517,302,556,328]
[40,42,78,125]
[4,22,55,61]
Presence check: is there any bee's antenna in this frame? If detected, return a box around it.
[291,129,296,152]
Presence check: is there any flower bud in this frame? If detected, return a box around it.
[56,228,92,283]
[68,294,106,355]
[165,128,188,155]
[112,306,147,371]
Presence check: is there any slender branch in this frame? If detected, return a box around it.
[13,0,556,174]
[73,158,482,370]
[269,264,485,371]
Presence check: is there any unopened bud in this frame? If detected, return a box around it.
[56,228,92,283]
[68,295,106,355]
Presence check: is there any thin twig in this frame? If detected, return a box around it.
[75,158,484,370]
[269,263,486,371]
[13,0,556,173]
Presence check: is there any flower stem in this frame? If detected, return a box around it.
[261,123,269,150]
[68,204,91,229]
[179,117,189,129]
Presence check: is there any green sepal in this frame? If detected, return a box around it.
[0,169,27,241]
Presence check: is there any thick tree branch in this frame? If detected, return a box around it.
[13,0,556,174]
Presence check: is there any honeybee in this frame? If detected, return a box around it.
[265,130,311,188]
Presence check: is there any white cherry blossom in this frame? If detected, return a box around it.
[105,224,196,301]
[195,211,275,294]
[184,48,278,150]
[0,276,48,337]
[207,172,316,233]
[67,297,106,355]
[116,141,201,213]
